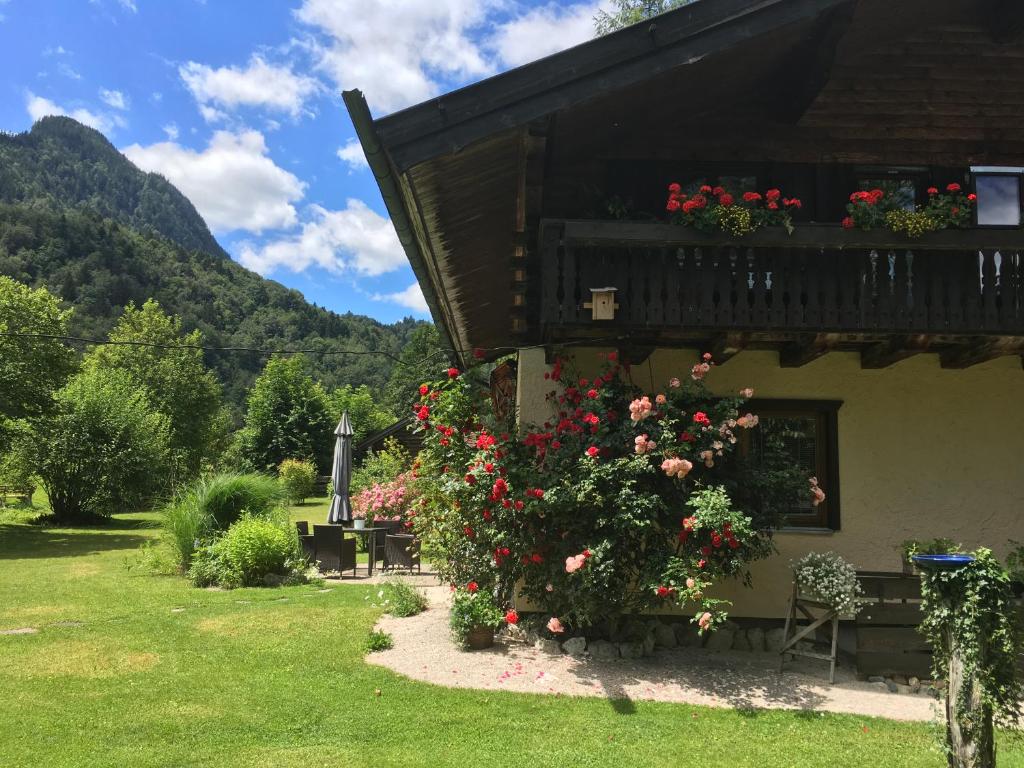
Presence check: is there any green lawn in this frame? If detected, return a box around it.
[1,505,1022,767]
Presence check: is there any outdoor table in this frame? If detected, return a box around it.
[339,526,388,576]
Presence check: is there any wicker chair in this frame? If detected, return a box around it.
[372,520,404,564]
[295,520,310,536]
[312,524,357,576]
[298,533,316,562]
[384,534,421,573]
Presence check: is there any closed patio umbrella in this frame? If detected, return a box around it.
[326,412,354,524]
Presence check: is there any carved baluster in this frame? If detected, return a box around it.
[982,250,998,330]
[698,248,716,327]
[752,247,768,327]
[665,247,681,325]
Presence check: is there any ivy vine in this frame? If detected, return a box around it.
[918,549,1023,741]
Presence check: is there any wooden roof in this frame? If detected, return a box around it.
[345,0,1024,364]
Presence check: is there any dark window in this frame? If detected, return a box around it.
[742,400,841,530]
[854,167,929,210]
[973,172,1022,227]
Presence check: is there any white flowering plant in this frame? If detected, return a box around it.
[792,551,863,615]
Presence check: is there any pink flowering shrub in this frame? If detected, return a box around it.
[412,352,816,636]
[352,471,417,525]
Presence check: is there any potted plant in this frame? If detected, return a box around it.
[352,513,366,530]
[450,583,504,649]
[898,537,959,575]
[791,551,863,616]
[1006,541,1024,598]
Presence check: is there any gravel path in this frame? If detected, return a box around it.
[344,571,939,722]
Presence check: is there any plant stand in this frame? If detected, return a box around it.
[779,581,840,684]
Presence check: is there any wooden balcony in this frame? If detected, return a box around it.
[538,220,1024,368]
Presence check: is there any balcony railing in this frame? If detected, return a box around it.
[539,220,1024,336]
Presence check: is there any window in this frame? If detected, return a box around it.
[854,166,929,211]
[741,399,841,530]
[971,168,1022,227]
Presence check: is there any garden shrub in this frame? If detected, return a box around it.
[162,472,284,568]
[364,629,394,652]
[278,458,316,504]
[351,437,411,494]
[187,512,301,588]
[379,579,428,617]
[33,367,170,522]
[449,585,504,645]
[413,352,813,635]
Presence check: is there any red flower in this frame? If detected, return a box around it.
[947,183,961,193]
[767,201,779,210]
[765,188,781,201]
[467,581,479,593]
[607,351,618,362]
[514,500,524,511]
[465,474,476,485]
[967,193,977,202]
[700,184,713,194]
[666,198,681,212]
[841,216,855,230]
[712,186,725,196]
[419,384,429,396]
[742,191,762,202]
[463,526,474,537]
[784,198,802,209]
[951,207,960,216]
[531,553,543,564]
[927,187,939,195]
[447,367,460,378]
[586,446,599,457]
[698,559,707,569]
[693,411,711,426]
[473,347,485,360]
[587,388,598,399]
[416,406,430,421]
[656,586,674,598]
[505,610,519,625]
[668,182,681,194]
[719,193,734,207]
[430,391,439,401]
[583,549,592,558]
[482,510,492,521]
[680,431,695,443]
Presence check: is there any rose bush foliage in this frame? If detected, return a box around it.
[412,353,815,635]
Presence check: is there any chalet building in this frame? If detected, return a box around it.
[346,0,1024,620]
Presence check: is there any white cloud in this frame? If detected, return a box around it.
[99,88,128,110]
[25,92,123,134]
[336,138,367,171]
[237,199,405,277]
[487,3,604,68]
[162,123,178,140]
[118,0,137,10]
[123,129,305,234]
[375,282,429,314]
[295,0,493,114]
[56,62,82,80]
[179,55,319,119]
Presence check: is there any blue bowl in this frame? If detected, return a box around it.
[912,554,975,570]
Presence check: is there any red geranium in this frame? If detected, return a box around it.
[505,610,519,625]
[586,446,599,457]
[467,581,479,593]
[447,367,460,378]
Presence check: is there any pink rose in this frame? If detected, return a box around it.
[698,612,712,630]
[547,617,564,634]
[565,554,586,573]
[668,377,681,388]
[655,394,667,405]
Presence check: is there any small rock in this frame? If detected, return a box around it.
[705,622,737,651]
[588,639,620,660]
[895,684,915,695]
[764,627,785,652]
[653,624,677,649]
[746,627,765,652]
[886,681,899,693]
[908,676,921,693]
[732,629,752,652]
[642,632,656,656]
[867,676,886,684]
[871,681,889,691]
[534,638,561,655]
[891,674,909,685]
[619,640,645,659]
[561,636,587,656]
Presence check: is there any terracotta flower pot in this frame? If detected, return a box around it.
[465,626,494,650]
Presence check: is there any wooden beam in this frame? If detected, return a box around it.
[860,336,930,369]
[761,1,857,124]
[991,0,1024,44]
[779,334,833,368]
[709,332,748,365]
[940,339,1023,369]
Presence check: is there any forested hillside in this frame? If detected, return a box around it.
[0,117,433,414]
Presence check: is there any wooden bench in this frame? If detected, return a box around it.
[0,485,34,506]
[855,571,932,679]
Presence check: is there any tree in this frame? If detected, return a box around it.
[594,0,693,35]
[0,276,76,449]
[328,384,395,445]
[237,356,334,474]
[383,324,444,415]
[83,299,223,480]
[32,368,170,522]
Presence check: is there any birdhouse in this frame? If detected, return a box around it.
[584,287,619,320]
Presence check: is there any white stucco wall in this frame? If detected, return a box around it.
[516,347,1024,617]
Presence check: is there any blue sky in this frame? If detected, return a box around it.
[0,0,606,324]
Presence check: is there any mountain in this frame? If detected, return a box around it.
[0,117,431,416]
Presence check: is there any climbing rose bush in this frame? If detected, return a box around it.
[352,471,416,524]
[412,352,815,635]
